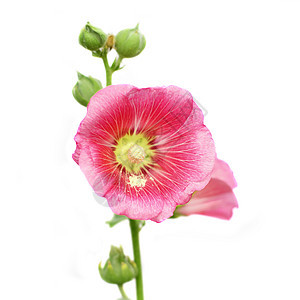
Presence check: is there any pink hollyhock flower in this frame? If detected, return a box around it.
[73,85,215,222]
[175,158,238,220]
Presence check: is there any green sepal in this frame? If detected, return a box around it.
[92,50,102,58]
[169,212,183,219]
[106,214,128,228]
[169,204,185,219]
[87,23,106,37]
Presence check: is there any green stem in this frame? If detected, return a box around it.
[118,284,129,300]
[115,55,123,70]
[102,51,112,86]
[129,219,144,300]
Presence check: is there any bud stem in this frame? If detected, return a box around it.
[102,50,113,86]
[129,219,144,300]
[118,284,130,300]
[115,55,123,70]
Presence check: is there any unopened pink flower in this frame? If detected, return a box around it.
[73,85,215,222]
[176,158,238,220]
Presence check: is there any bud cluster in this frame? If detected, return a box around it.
[78,22,146,59]
[73,22,146,106]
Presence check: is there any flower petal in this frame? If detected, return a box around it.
[212,159,237,189]
[73,85,216,222]
[176,158,238,220]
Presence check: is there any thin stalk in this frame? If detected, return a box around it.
[129,219,144,300]
[102,51,112,86]
[118,284,130,300]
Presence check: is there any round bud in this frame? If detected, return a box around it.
[79,22,107,51]
[99,246,138,285]
[72,72,102,107]
[115,24,146,58]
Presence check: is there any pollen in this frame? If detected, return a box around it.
[129,174,147,188]
[128,144,146,164]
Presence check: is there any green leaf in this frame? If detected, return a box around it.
[111,57,118,70]
[92,50,102,57]
[106,214,128,228]
[138,220,146,232]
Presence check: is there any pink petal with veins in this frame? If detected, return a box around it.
[73,85,215,222]
[176,159,238,220]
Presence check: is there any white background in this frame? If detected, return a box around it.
[1,0,300,299]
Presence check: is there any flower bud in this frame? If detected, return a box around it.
[79,22,107,51]
[115,24,146,58]
[72,72,102,106]
[99,246,138,285]
[106,34,115,49]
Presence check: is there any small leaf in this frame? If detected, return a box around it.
[92,50,102,57]
[106,214,128,228]
[138,220,146,232]
[116,64,125,71]
[111,57,117,70]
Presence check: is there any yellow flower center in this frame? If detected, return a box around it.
[114,133,155,174]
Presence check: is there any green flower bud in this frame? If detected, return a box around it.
[72,72,102,106]
[79,22,107,51]
[99,246,138,285]
[115,24,146,58]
